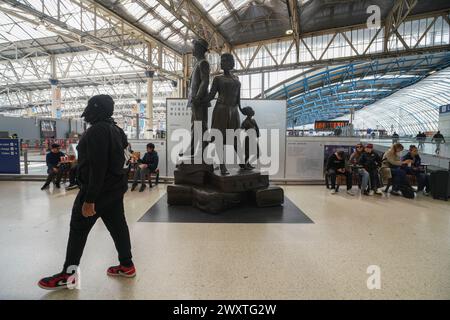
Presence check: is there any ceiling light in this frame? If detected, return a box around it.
[285,29,294,35]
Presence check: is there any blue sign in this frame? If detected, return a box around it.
[0,139,20,174]
[139,102,146,132]
[439,104,450,114]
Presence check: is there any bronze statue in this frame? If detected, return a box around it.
[240,106,260,170]
[208,53,243,175]
[187,38,210,159]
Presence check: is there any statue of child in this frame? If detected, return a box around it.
[240,106,260,170]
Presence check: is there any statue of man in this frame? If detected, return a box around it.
[187,38,210,159]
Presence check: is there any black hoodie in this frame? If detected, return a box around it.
[77,119,128,203]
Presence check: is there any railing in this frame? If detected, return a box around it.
[361,138,450,160]
[19,139,79,176]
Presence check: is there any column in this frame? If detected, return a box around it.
[145,70,154,139]
[50,79,61,119]
[49,55,61,119]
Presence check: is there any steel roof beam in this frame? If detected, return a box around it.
[0,0,182,79]
[154,0,230,52]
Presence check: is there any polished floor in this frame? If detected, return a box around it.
[0,181,449,300]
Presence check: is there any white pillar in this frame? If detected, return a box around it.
[50,79,61,119]
[145,70,154,139]
[49,56,61,118]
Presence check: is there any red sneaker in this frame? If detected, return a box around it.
[107,265,136,278]
[38,272,75,290]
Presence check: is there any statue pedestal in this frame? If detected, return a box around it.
[209,168,269,193]
[174,162,214,186]
[167,167,283,213]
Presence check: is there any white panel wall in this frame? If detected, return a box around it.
[166,99,286,178]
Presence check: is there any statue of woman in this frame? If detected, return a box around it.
[208,53,243,175]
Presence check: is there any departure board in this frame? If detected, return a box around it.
[314,120,349,131]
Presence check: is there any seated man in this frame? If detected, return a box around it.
[402,145,430,196]
[326,150,354,196]
[359,144,383,196]
[131,143,159,192]
[41,143,65,190]
[349,143,370,194]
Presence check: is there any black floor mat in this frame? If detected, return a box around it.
[139,194,313,224]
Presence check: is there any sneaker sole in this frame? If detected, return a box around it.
[107,271,136,278]
[38,282,69,291]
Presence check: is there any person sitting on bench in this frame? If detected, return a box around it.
[381,143,413,196]
[326,150,354,196]
[359,144,382,196]
[131,143,159,192]
[349,143,370,195]
[41,143,65,190]
[401,145,430,196]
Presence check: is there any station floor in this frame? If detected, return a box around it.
[0,181,449,300]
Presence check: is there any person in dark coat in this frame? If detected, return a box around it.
[326,150,354,195]
[359,144,382,195]
[38,95,135,290]
[41,143,65,190]
[131,143,159,192]
[402,145,430,195]
[431,131,446,155]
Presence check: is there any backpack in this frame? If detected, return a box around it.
[399,184,415,199]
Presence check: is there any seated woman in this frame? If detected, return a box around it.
[131,143,159,192]
[401,145,430,196]
[381,143,413,196]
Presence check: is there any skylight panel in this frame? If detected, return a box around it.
[196,0,220,12]
[208,2,229,24]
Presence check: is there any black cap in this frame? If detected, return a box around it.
[51,143,60,149]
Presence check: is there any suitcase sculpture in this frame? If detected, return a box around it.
[430,170,450,201]
[167,160,284,213]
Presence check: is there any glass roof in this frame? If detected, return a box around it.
[0,0,257,50]
[265,52,450,126]
[344,66,450,135]
[0,11,56,43]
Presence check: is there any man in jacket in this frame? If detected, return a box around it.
[359,144,382,195]
[431,131,446,155]
[326,150,354,195]
[131,143,159,192]
[349,143,370,195]
[38,95,135,290]
[41,143,65,190]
